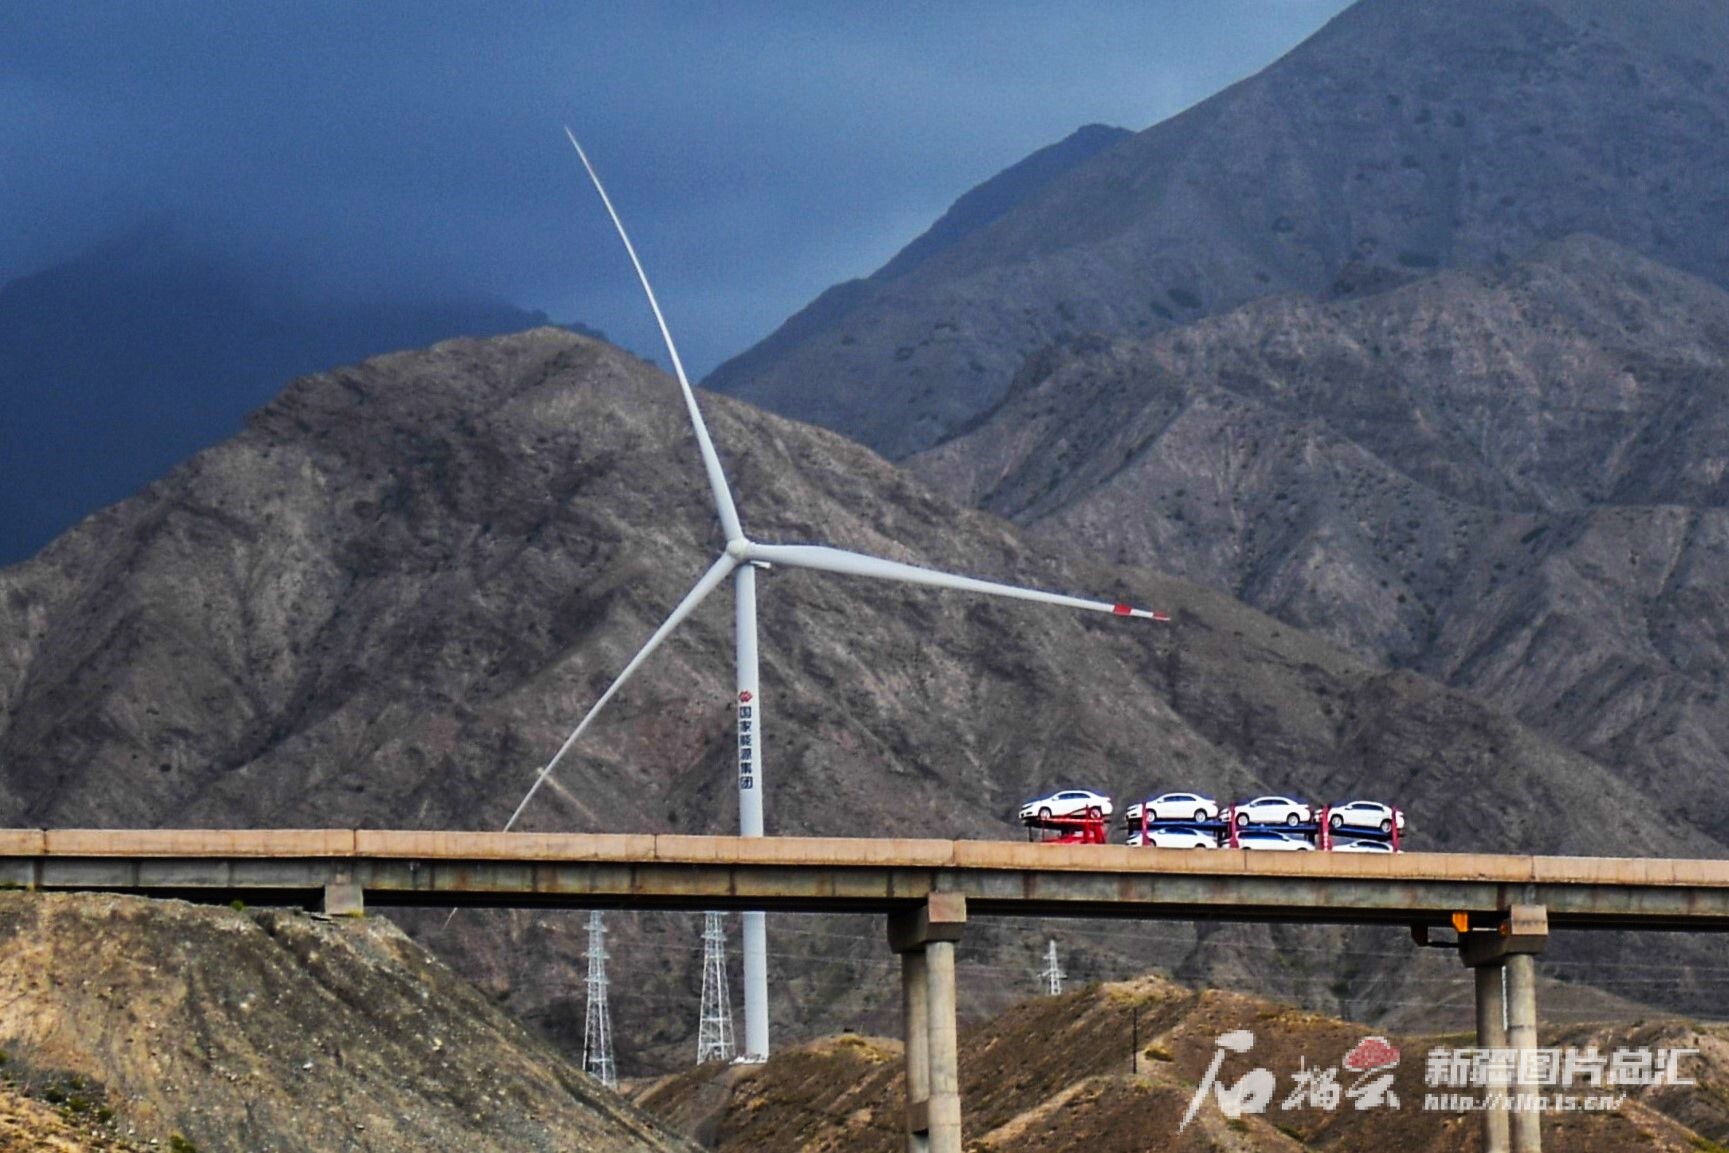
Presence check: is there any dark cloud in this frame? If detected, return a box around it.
[2,0,1351,376]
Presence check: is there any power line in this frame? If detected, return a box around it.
[519,912,1729,1038]
[523,911,1729,972]
[577,924,1729,989]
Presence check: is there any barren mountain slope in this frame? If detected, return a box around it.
[914,236,1729,842]
[637,973,1729,1152]
[709,0,1729,458]
[0,1080,125,1152]
[0,891,693,1153]
[0,327,1719,1070]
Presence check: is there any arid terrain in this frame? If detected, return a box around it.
[636,974,1729,1152]
[0,328,1722,1074]
[0,891,692,1153]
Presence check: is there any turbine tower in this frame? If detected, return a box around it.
[502,131,1170,1061]
[696,911,737,1064]
[583,910,617,1088]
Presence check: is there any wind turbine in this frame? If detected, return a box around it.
[501,129,1169,1061]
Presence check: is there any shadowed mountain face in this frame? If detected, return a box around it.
[0,227,548,564]
[707,0,1729,458]
[913,236,1729,844]
[2,328,1720,1069]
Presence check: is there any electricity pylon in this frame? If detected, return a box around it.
[696,911,736,1064]
[583,910,617,1088]
[1039,939,1065,996]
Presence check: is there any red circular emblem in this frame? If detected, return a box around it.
[739,691,753,703]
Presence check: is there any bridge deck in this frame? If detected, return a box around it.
[3,830,1727,929]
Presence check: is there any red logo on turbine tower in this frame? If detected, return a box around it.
[738,691,753,704]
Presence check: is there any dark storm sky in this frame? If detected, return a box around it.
[2,1,1351,377]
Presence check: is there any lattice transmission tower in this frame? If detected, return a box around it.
[583,910,618,1088]
[1039,939,1065,996]
[696,911,737,1063]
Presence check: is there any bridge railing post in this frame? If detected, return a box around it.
[888,893,966,1153]
[1460,904,1547,1153]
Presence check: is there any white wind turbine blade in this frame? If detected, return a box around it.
[502,552,740,832]
[743,543,1170,621]
[565,128,745,545]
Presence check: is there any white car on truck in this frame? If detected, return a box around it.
[1018,789,1113,822]
[1236,830,1315,852]
[1327,800,1405,834]
[1334,838,1396,853]
[1124,792,1220,825]
[1233,796,1313,827]
[1126,826,1217,849]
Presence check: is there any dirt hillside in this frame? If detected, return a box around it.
[637,974,1729,1152]
[0,891,693,1153]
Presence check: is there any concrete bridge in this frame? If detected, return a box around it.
[8,828,1729,1153]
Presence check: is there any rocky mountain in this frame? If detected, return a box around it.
[0,225,547,565]
[708,122,1130,414]
[636,972,1729,1152]
[913,236,1729,845]
[0,328,1720,1071]
[707,0,1729,458]
[0,891,693,1153]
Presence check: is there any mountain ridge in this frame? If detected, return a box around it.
[3,326,1724,1071]
[910,235,1729,845]
[707,0,1729,458]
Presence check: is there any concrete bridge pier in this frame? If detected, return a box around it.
[888,892,966,1153]
[320,880,364,917]
[1461,904,1548,1153]
[898,948,930,1153]
[1506,951,1543,1152]
[1473,962,1511,1153]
